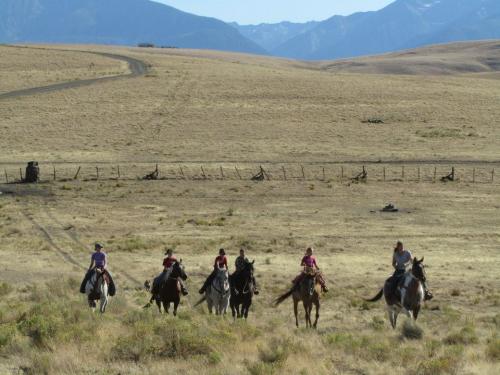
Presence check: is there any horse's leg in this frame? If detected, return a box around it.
[156,299,162,313]
[307,303,313,328]
[313,299,320,329]
[387,306,396,329]
[413,305,421,321]
[293,298,299,328]
[173,300,179,316]
[302,301,309,328]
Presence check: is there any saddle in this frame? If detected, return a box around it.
[303,266,317,277]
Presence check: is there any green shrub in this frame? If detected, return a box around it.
[0,323,16,349]
[444,323,478,345]
[402,320,424,340]
[0,282,13,297]
[112,315,214,362]
[486,337,500,360]
[414,345,463,375]
[370,316,385,331]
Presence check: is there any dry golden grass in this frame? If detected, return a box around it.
[0,44,499,374]
[0,45,127,94]
[0,43,499,163]
[318,41,500,76]
[1,179,499,374]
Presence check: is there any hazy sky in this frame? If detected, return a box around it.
[157,0,396,24]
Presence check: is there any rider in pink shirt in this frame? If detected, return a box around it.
[293,247,328,292]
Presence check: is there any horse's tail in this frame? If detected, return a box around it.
[194,296,206,307]
[274,288,294,306]
[364,288,384,302]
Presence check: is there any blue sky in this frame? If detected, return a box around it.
[157,0,396,24]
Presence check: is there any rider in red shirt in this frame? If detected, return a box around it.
[199,248,228,294]
[293,247,328,292]
[148,248,188,305]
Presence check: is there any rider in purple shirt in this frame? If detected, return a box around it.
[80,243,115,296]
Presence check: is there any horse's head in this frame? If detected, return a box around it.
[412,257,427,283]
[172,260,188,281]
[244,260,255,276]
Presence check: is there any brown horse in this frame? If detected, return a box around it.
[151,261,188,316]
[365,257,427,329]
[274,268,321,328]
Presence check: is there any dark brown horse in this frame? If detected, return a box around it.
[274,268,321,328]
[154,261,188,316]
[230,261,255,320]
[365,257,427,328]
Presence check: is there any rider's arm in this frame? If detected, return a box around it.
[88,257,95,271]
[314,258,320,270]
[224,257,228,270]
[392,253,397,269]
[103,253,107,269]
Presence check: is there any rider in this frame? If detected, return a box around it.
[80,243,116,296]
[232,248,259,295]
[389,241,432,301]
[199,248,228,294]
[292,247,328,292]
[148,248,188,304]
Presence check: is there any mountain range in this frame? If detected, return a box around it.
[1,0,500,60]
[0,0,266,55]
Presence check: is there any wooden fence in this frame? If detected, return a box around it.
[1,163,497,184]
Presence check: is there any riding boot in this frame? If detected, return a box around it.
[423,281,433,301]
[106,270,116,296]
[80,270,92,293]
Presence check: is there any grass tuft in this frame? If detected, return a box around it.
[402,320,424,340]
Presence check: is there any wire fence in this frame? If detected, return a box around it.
[0,162,497,185]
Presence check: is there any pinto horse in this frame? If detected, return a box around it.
[230,261,256,320]
[154,261,188,315]
[274,268,321,328]
[365,257,427,329]
[85,268,109,313]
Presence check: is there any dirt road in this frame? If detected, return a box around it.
[0,47,148,100]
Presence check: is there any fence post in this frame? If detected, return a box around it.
[322,167,326,181]
[235,167,242,180]
[220,166,225,180]
[19,168,23,181]
[301,165,306,180]
[117,165,121,179]
[201,166,207,179]
[53,166,56,181]
[383,167,386,182]
[96,166,99,180]
[433,167,437,182]
[74,167,81,180]
[179,166,185,179]
[341,166,344,180]
[472,168,476,183]
[492,169,495,183]
[4,169,8,183]
[282,166,287,181]
[402,166,405,180]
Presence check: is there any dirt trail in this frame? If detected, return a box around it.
[0,47,148,100]
[20,205,141,287]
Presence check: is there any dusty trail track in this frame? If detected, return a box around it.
[20,204,142,286]
[0,46,148,100]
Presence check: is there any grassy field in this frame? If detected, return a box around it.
[0,44,499,374]
[0,45,127,95]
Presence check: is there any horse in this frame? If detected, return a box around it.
[230,260,255,320]
[274,267,321,328]
[152,261,188,315]
[195,266,230,315]
[365,257,427,329]
[85,268,109,313]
